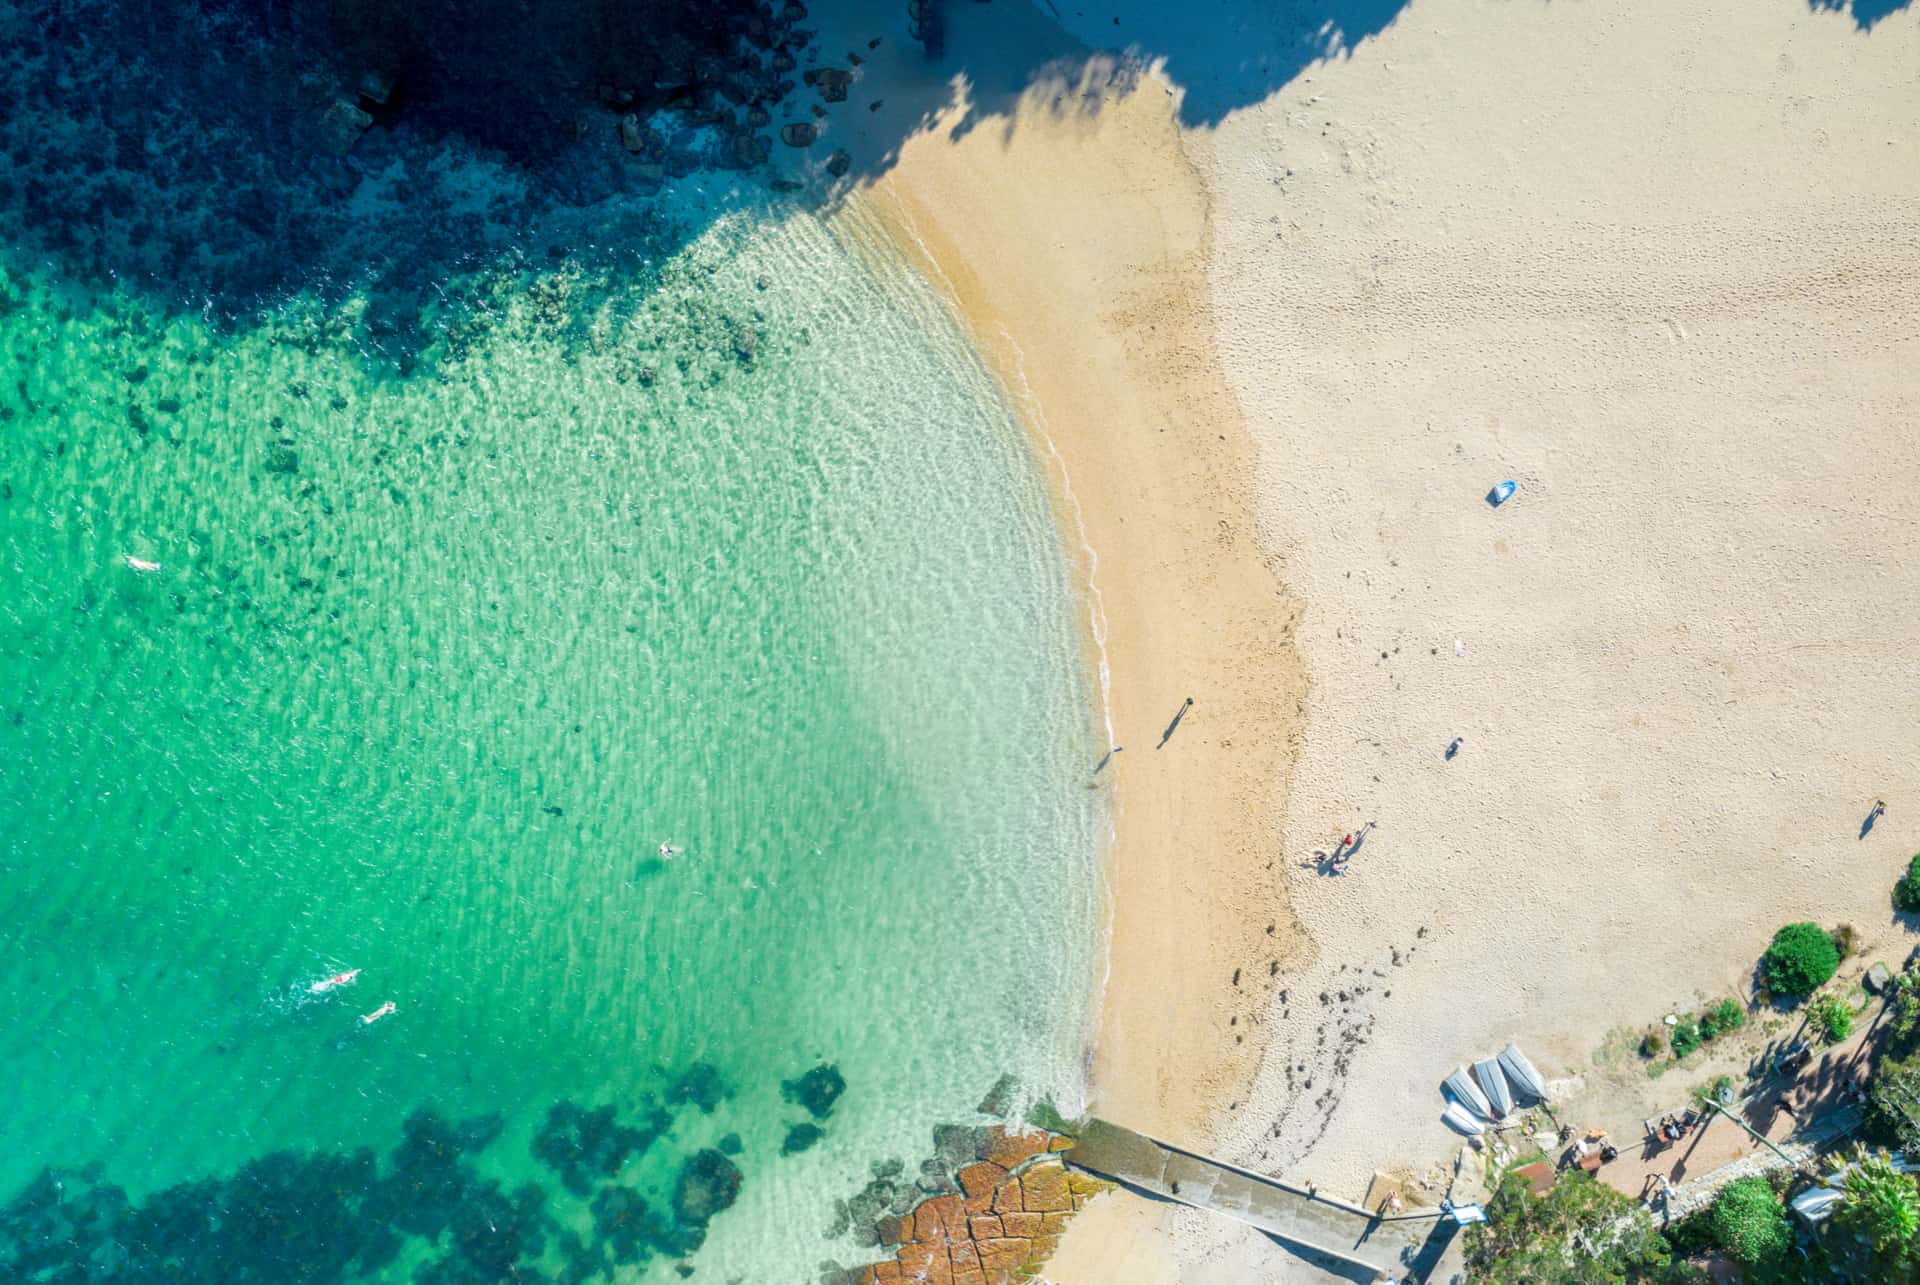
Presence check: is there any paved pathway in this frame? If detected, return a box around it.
[1064,1119,1464,1282]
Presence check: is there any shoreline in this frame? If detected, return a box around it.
[845,54,1309,1145]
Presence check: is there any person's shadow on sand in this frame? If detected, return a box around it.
[1862,800,1887,839]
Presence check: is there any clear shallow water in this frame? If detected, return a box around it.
[0,203,1100,1280]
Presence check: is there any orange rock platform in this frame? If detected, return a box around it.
[839,1126,1108,1285]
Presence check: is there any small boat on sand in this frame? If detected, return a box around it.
[1444,1066,1494,1119]
[1475,1057,1515,1116]
[309,968,360,994]
[360,1001,396,1025]
[1441,1102,1485,1136]
[1499,1043,1549,1102]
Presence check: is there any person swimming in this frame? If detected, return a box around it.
[360,1001,396,1025]
[308,968,360,994]
[124,555,161,573]
[658,842,683,860]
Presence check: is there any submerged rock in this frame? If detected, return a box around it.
[781,1063,845,1119]
[672,1149,743,1225]
[318,99,372,156]
[532,1100,665,1196]
[779,121,818,147]
[669,1063,728,1114]
[782,1122,824,1155]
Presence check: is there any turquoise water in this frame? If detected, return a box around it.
[0,201,1101,1280]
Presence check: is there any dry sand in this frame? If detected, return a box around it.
[802,0,1920,1276]
[1195,0,1920,1207]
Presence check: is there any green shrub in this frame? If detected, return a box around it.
[1869,1055,1920,1154]
[1709,997,1745,1035]
[1815,993,1857,1044]
[1893,971,1920,1049]
[1765,922,1840,998]
[1710,1175,1791,1265]
[1466,1170,1680,1282]
[1833,1148,1920,1275]
[1665,1208,1716,1256]
[1833,923,1859,960]
[1897,854,1920,913]
[1671,1015,1702,1059]
[1640,1029,1665,1058]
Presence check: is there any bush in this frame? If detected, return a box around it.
[1893,971,1920,1050]
[1835,1149,1920,1273]
[1671,1015,1702,1059]
[1709,997,1745,1035]
[1641,1029,1665,1058]
[1466,1170,1680,1282]
[1765,922,1840,998]
[1710,1175,1791,1265]
[1815,993,1857,1044]
[1897,854,1920,913]
[1833,923,1859,960]
[1869,1055,1920,1155]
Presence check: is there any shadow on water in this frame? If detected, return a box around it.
[11,0,1906,366]
[0,1099,739,1283]
[0,0,1431,367]
[1809,0,1913,28]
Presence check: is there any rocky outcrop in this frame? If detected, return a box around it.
[832,1126,1108,1285]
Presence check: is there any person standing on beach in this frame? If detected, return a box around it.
[1156,697,1194,749]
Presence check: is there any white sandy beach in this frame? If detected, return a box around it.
[800,0,1920,1276]
[1200,0,1920,1200]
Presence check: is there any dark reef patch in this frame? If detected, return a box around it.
[671,1148,744,1227]
[0,1102,739,1283]
[782,1061,846,1120]
[531,1098,670,1197]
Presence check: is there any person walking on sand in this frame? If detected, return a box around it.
[1156,698,1194,749]
[1446,736,1463,760]
[1862,800,1887,839]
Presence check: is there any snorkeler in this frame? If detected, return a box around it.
[309,968,361,994]
[658,842,683,860]
[124,555,161,573]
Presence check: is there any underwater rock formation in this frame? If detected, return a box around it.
[0,1100,746,1282]
[782,1061,847,1120]
[532,1099,670,1197]
[672,1148,744,1226]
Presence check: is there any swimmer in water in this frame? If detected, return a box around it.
[360,1001,396,1025]
[309,968,360,994]
[658,842,683,860]
[125,555,161,573]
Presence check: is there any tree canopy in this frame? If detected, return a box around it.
[1764,922,1840,997]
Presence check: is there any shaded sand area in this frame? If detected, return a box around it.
[805,0,1920,1276]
